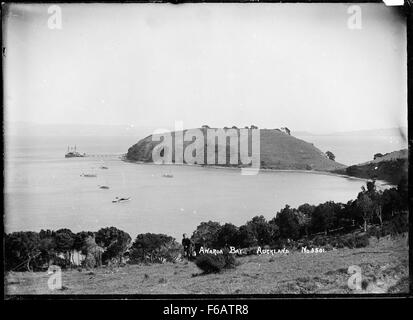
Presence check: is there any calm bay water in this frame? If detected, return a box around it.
[4,135,398,240]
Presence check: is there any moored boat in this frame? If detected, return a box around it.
[112,197,131,203]
[81,173,97,177]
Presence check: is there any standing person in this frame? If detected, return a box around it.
[182,234,192,260]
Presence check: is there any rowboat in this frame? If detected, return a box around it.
[112,197,131,203]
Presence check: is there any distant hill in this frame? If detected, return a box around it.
[333,149,408,185]
[293,127,407,137]
[4,121,154,138]
[126,128,345,171]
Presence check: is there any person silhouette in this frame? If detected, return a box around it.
[182,234,192,260]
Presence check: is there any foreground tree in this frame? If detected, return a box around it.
[5,232,40,271]
[238,224,258,248]
[95,227,131,264]
[297,204,315,236]
[38,230,57,267]
[273,205,300,240]
[311,201,341,234]
[191,221,221,248]
[356,193,374,232]
[54,229,76,267]
[130,233,180,263]
[244,215,276,246]
[71,231,94,258]
[215,223,240,248]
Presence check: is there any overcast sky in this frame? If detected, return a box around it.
[3,3,407,133]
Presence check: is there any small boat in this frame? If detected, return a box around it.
[81,173,97,177]
[99,185,110,189]
[162,173,173,178]
[112,197,131,203]
[100,166,109,169]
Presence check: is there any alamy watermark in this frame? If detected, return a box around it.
[347,265,362,290]
[47,5,62,30]
[151,122,261,175]
[47,265,62,290]
[347,5,362,30]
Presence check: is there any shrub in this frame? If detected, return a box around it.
[354,234,370,248]
[382,213,409,237]
[271,238,291,250]
[154,240,182,263]
[366,226,381,239]
[331,237,345,248]
[195,254,226,273]
[195,251,236,274]
[335,233,369,249]
[82,253,96,269]
[243,246,260,256]
[323,244,334,251]
[223,251,237,269]
[312,235,328,247]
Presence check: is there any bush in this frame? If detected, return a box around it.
[354,234,370,248]
[366,226,381,239]
[382,213,409,237]
[312,235,328,247]
[271,238,291,250]
[195,251,236,274]
[336,233,370,249]
[331,237,345,248]
[243,246,260,256]
[323,244,334,251]
[195,254,226,273]
[82,253,96,269]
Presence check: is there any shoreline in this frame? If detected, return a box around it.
[121,158,393,187]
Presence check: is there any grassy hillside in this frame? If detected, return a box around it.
[126,128,345,171]
[333,149,408,185]
[5,235,408,295]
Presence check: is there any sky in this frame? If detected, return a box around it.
[3,3,408,134]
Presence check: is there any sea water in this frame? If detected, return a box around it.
[4,134,402,240]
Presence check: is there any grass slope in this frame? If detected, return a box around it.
[333,149,408,185]
[5,235,408,295]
